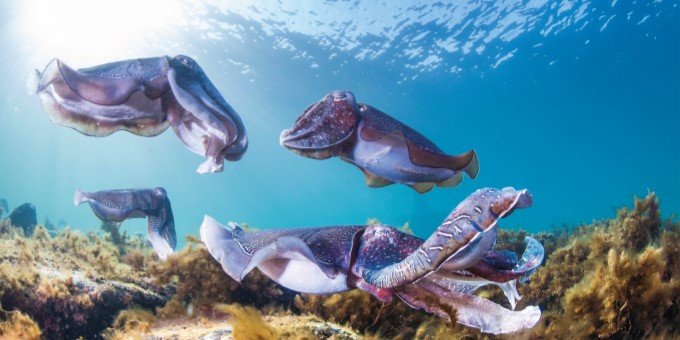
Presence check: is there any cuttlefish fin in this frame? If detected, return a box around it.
[363,170,394,188]
[407,143,479,179]
[437,171,463,187]
[409,182,435,194]
[358,105,479,178]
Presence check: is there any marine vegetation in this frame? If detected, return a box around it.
[0,191,677,339]
[0,220,167,338]
[30,55,248,173]
[280,90,478,193]
[525,192,680,338]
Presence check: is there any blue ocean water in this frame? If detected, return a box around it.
[0,0,677,243]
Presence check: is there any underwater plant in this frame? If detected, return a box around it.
[214,304,279,340]
[523,192,679,338]
[0,311,41,339]
[147,235,295,309]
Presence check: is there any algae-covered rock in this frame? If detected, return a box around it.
[8,203,37,235]
[0,223,170,339]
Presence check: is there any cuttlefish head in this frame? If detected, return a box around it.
[280,90,359,159]
[150,187,168,211]
[167,55,248,173]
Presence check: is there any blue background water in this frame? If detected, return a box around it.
[0,1,677,242]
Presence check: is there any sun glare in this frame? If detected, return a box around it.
[19,0,189,65]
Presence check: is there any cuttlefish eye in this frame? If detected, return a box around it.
[331,90,355,103]
[181,58,191,67]
[153,187,167,198]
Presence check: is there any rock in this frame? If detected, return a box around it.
[307,320,359,340]
[20,269,169,339]
[8,203,37,235]
[198,328,234,340]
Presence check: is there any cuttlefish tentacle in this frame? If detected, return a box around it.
[361,187,532,288]
[31,55,247,173]
[74,187,176,260]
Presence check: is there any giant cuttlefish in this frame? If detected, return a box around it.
[280,91,478,193]
[30,56,248,173]
[74,187,176,260]
[201,187,543,334]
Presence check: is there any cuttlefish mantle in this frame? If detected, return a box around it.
[30,56,248,173]
[280,90,478,193]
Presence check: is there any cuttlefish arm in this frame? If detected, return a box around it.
[200,216,362,294]
[30,55,247,173]
[361,187,532,288]
[74,187,176,260]
[394,276,540,334]
[433,236,545,310]
[358,105,479,181]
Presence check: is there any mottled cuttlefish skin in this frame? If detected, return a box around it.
[279,91,479,193]
[74,187,176,260]
[201,187,544,334]
[30,55,247,174]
